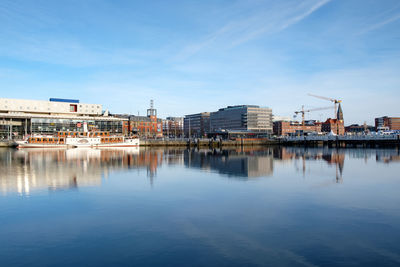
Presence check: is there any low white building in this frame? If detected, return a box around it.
[0,97,102,116]
[0,97,126,139]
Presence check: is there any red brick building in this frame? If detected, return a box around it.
[117,100,163,138]
[117,115,162,137]
[321,119,345,135]
[129,115,163,137]
[273,121,322,136]
[274,118,345,136]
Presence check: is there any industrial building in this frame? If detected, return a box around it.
[375,116,400,130]
[184,112,210,137]
[210,105,273,133]
[0,97,125,140]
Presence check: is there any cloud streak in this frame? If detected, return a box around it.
[361,13,400,34]
[175,0,331,60]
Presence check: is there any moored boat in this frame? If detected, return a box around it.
[16,130,139,149]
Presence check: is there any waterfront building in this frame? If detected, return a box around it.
[273,120,322,136]
[375,116,400,130]
[321,118,345,135]
[0,97,125,139]
[115,114,163,138]
[114,100,163,138]
[345,124,375,134]
[210,105,273,134]
[163,117,184,137]
[184,112,210,137]
[274,118,345,136]
[129,115,163,138]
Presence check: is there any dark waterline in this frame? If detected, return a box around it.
[1,147,400,267]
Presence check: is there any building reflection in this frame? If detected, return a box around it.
[0,148,162,195]
[0,146,398,194]
[184,148,274,179]
[273,147,345,183]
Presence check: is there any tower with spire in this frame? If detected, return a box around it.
[337,103,343,122]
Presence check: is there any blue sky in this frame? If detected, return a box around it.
[0,0,399,124]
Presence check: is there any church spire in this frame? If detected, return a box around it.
[337,103,343,121]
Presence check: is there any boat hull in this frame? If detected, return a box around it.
[17,144,70,149]
[17,141,140,149]
[16,134,139,149]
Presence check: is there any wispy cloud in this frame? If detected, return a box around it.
[358,2,400,35]
[361,13,400,34]
[175,0,331,60]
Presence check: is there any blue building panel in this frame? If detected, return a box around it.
[49,98,80,103]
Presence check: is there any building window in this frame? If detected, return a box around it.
[70,104,78,112]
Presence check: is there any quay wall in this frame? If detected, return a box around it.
[279,137,400,148]
[140,139,279,147]
[0,139,278,148]
[3,137,399,148]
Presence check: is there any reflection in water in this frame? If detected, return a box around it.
[272,147,346,183]
[184,148,274,178]
[0,147,399,194]
[0,148,161,195]
[1,146,400,267]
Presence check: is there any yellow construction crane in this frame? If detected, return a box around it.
[308,93,342,120]
[294,105,334,126]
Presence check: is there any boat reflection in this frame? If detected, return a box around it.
[0,147,399,194]
[0,148,157,195]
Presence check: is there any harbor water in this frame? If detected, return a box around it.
[0,147,400,266]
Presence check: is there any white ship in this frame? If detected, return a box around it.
[16,123,139,149]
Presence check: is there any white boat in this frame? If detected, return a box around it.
[16,134,139,149]
[16,124,139,149]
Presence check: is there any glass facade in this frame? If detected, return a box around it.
[0,117,123,140]
[0,119,25,140]
[210,106,272,133]
[31,118,122,134]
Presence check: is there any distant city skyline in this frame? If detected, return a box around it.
[1,0,399,124]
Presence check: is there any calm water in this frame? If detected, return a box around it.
[1,146,400,267]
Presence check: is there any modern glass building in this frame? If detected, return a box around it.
[210,105,273,133]
[0,98,125,140]
[183,112,210,137]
